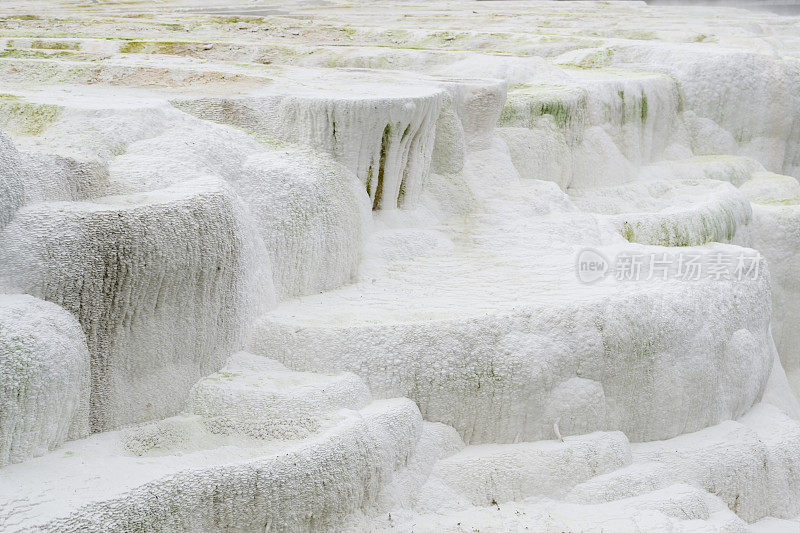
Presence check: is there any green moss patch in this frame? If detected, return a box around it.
[0,99,61,136]
[759,197,800,206]
[0,49,76,59]
[499,85,586,133]
[1,14,42,21]
[30,40,80,50]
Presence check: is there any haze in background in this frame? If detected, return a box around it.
[646,0,800,15]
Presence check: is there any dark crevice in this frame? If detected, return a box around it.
[372,124,391,210]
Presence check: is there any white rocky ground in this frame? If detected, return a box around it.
[0,0,800,531]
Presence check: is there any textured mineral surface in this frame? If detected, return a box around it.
[1,0,800,531]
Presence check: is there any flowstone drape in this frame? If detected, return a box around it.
[1,1,800,531]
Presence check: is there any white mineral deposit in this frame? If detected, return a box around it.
[1,0,799,531]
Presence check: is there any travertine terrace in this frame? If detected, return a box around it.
[1,0,800,531]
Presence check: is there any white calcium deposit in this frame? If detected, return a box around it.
[1,0,800,531]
